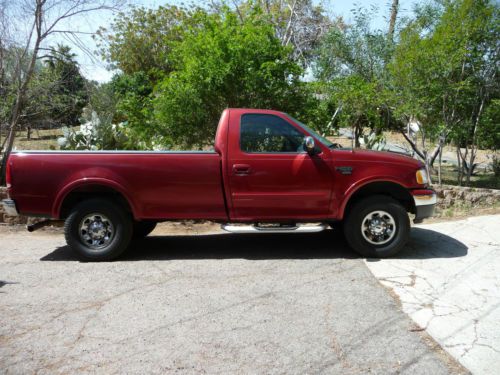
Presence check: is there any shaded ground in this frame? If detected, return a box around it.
[0,227,465,374]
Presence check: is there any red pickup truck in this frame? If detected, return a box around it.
[2,108,436,261]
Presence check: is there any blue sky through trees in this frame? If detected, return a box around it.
[59,0,416,82]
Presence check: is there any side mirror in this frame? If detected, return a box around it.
[304,136,315,154]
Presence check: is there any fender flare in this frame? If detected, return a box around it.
[337,178,411,220]
[52,177,139,219]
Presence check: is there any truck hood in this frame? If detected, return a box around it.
[339,149,423,168]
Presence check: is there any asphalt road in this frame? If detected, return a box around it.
[0,225,464,374]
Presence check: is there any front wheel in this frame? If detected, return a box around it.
[64,198,133,261]
[343,195,410,258]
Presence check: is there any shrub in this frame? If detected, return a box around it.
[58,108,129,150]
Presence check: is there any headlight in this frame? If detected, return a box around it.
[416,168,429,185]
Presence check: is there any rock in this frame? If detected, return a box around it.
[432,185,500,212]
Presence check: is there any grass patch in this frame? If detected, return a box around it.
[433,165,500,190]
[8,127,79,151]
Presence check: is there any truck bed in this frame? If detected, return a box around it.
[8,151,228,220]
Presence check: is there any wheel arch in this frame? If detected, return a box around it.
[53,179,138,220]
[339,180,415,220]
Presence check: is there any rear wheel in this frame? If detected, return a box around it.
[343,195,410,258]
[133,221,157,238]
[64,198,132,261]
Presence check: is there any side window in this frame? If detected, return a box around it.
[240,114,305,153]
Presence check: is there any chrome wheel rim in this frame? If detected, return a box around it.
[79,213,114,250]
[361,210,396,245]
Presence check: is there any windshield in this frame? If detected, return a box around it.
[284,114,335,148]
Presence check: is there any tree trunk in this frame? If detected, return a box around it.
[460,146,469,186]
[353,122,361,148]
[0,0,43,185]
[388,0,399,40]
[400,129,425,161]
[0,130,5,147]
[436,134,446,185]
[1,90,23,185]
[456,145,470,186]
[423,150,432,185]
[428,144,441,167]
[282,0,298,46]
[438,150,442,185]
[466,97,485,185]
[456,146,462,185]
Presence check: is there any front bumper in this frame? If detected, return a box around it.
[1,199,18,216]
[412,189,437,223]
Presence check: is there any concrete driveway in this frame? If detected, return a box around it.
[0,224,467,374]
[366,215,500,375]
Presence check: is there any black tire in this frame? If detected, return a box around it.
[64,198,133,261]
[343,195,410,258]
[133,221,157,238]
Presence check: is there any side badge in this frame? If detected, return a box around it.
[336,166,353,175]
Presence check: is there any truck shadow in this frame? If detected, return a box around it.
[40,227,468,262]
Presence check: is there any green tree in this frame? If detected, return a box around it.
[389,0,499,184]
[31,45,87,127]
[1,44,87,136]
[0,0,122,185]
[95,5,199,83]
[324,75,388,147]
[388,2,445,174]
[315,6,393,146]
[87,80,117,125]
[95,3,329,149]
[212,0,333,67]
[94,5,205,145]
[316,7,391,82]
[145,8,311,148]
[109,71,155,147]
[477,99,500,151]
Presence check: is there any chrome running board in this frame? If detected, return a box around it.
[221,223,327,234]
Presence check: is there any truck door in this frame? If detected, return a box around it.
[226,111,333,220]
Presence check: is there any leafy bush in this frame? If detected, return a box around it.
[58,108,129,150]
[361,132,386,151]
[104,8,314,149]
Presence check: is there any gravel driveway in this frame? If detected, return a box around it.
[0,225,464,374]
